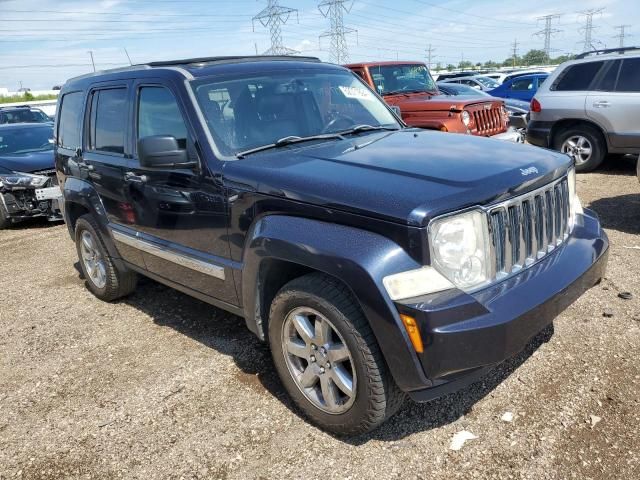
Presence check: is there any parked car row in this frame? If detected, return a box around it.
[46,55,608,436]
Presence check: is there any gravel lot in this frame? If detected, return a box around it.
[1,159,639,480]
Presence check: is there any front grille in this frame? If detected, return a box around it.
[471,104,504,135]
[487,175,571,280]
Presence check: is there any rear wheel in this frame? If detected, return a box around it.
[75,214,137,301]
[554,125,606,173]
[268,273,404,435]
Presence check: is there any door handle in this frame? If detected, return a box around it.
[124,171,148,183]
[593,100,611,108]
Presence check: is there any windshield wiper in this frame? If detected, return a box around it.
[338,124,400,135]
[236,133,345,159]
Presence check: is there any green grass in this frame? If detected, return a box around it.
[0,93,58,104]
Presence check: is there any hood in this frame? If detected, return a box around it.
[0,150,55,174]
[223,130,571,227]
[386,92,502,113]
[503,98,530,111]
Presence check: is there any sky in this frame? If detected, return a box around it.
[0,0,637,90]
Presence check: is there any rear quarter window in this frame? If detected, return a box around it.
[57,91,84,149]
[551,61,604,91]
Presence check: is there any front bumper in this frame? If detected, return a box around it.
[0,187,62,222]
[490,126,524,143]
[395,208,608,401]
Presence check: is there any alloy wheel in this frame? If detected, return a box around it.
[281,307,356,414]
[561,135,593,165]
[80,230,107,289]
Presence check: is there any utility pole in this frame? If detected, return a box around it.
[252,0,299,55]
[511,39,519,67]
[613,24,632,48]
[318,1,356,63]
[425,43,436,69]
[578,8,604,52]
[534,14,562,63]
[88,50,96,72]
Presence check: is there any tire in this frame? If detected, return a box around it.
[268,272,405,435]
[553,125,606,173]
[0,201,11,229]
[75,214,137,301]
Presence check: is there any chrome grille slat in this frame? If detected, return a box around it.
[486,175,570,279]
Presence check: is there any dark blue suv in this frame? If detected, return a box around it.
[54,56,608,435]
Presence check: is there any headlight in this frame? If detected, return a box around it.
[461,110,471,126]
[0,172,49,188]
[567,166,583,230]
[429,209,491,291]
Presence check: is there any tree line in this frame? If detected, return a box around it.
[437,49,574,71]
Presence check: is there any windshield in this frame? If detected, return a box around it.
[438,83,491,97]
[474,76,500,88]
[369,64,437,95]
[192,70,399,157]
[0,125,54,154]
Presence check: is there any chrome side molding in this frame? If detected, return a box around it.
[111,229,225,281]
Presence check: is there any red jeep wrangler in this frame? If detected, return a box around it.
[346,61,521,141]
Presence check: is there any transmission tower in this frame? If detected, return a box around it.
[253,0,299,55]
[534,14,562,63]
[613,24,632,48]
[578,8,605,52]
[318,1,356,63]
[511,39,519,67]
[426,44,436,69]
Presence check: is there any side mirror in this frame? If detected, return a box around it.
[389,105,402,116]
[137,135,195,169]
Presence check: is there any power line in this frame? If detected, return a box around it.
[578,8,605,52]
[511,39,519,67]
[318,1,356,63]
[534,14,562,62]
[613,24,632,48]
[252,0,299,55]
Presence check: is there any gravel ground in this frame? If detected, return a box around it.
[1,159,639,480]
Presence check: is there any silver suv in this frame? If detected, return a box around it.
[527,47,640,172]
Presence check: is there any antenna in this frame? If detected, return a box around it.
[252,0,299,55]
[318,1,356,63]
[123,48,132,66]
[88,51,96,72]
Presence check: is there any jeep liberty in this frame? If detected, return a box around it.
[55,56,608,435]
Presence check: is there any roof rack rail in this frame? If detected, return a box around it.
[575,46,640,59]
[146,55,321,67]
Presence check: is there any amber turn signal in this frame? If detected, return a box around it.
[399,314,424,353]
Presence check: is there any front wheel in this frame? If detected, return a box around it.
[268,273,404,435]
[0,201,11,229]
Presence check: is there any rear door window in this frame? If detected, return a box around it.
[595,60,621,91]
[57,91,84,149]
[511,78,534,91]
[616,58,640,92]
[551,61,604,91]
[89,88,127,155]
